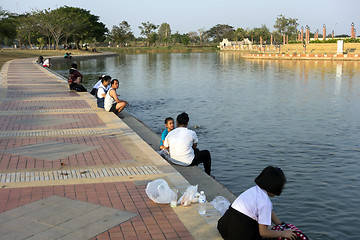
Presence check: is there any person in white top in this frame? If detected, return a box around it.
[104,79,128,114]
[42,58,51,67]
[163,112,212,175]
[217,166,297,240]
[96,75,111,108]
[90,75,105,96]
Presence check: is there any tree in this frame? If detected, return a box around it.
[206,24,234,42]
[0,8,17,46]
[273,15,299,41]
[250,25,271,43]
[38,8,68,50]
[46,6,107,49]
[16,14,39,48]
[111,21,134,46]
[139,21,158,46]
[188,31,199,44]
[180,34,191,45]
[56,6,90,47]
[197,28,206,44]
[158,23,171,46]
[234,28,246,41]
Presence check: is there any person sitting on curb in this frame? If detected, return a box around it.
[68,63,87,92]
[90,75,105,96]
[163,112,212,176]
[104,79,128,114]
[159,117,175,150]
[96,75,111,108]
[42,58,51,67]
[37,56,44,65]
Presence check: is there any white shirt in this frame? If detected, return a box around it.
[43,59,50,67]
[104,88,117,111]
[163,127,198,166]
[231,185,272,226]
[97,83,109,99]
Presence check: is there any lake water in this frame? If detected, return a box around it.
[53,52,360,240]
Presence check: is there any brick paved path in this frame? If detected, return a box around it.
[0,58,222,240]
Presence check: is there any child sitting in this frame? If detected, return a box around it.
[159,117,174,150]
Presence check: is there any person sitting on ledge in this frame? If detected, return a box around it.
[163,112,212,176]
[96,75,111,108]
[159,117,174,150]
[42,58,51,67]
[104,79,128,114]
[68,63,87,92]
[37,56,44,65]
[90,75,105,96]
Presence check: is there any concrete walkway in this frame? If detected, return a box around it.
[0,57,228,240]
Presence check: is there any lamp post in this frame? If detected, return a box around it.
[305,25,310,44]
[351,22,355,38]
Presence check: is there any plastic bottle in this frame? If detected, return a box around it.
[198,191,206,215]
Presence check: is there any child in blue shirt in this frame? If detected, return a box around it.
[159,117,174,150]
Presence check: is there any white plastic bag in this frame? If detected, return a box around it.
[178,185,198,206]
[209,196,231,215]
[146,179,173,204]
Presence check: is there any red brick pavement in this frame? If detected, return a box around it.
[0,100,91,110]
[0,113,105,131]
[0,182,193,240]
[0,136,132,170]
[0,58,199,239]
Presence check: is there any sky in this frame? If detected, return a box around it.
[1,0,359,37]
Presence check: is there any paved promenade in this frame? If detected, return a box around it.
[0,58,223,240]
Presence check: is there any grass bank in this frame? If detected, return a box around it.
[98,45,218,54]
[0,49,94,69]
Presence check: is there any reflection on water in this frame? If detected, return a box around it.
[54,53,360,240]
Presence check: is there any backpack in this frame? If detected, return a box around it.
[271,223,309,240]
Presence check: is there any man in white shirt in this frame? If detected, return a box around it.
[163,112,212,175]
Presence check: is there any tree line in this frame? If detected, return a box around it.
[1,6,315,49]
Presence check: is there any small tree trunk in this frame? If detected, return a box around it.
[28,35,32,49]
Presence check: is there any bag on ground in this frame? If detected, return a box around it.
[209,196,231,216]
[178,185,198,206]
[145,179,173,204]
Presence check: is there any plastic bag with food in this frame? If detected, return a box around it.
[178,185,198,206]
